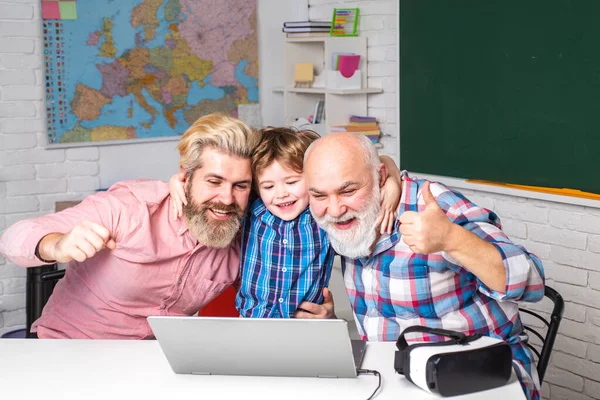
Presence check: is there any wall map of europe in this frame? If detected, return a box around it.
[43,0,258,145]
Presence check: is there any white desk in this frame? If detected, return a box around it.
[0,339,525,400]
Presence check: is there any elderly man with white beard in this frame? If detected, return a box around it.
[0,113,253,339]
[299,132,545,400]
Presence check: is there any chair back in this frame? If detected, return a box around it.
[26,265,65,338]
[520,286,564,383]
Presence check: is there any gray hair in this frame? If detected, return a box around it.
[304,132,381,176]
[351,132,381,172]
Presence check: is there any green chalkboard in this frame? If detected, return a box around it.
[400,0,600,194]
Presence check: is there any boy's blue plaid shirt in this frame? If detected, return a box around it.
[236,199,335,318]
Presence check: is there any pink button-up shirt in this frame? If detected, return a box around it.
[0,180,241,339]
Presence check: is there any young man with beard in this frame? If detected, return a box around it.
[0,113,253,339]
[300,132,545,400]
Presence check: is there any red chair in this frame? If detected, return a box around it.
[197,286,239,317]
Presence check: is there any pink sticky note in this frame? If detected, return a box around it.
[337,55,361,78]
[42,2,61,19]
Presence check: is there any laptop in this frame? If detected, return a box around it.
[147,316,367,378]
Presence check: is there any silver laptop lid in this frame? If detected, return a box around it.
[147,316,365,378]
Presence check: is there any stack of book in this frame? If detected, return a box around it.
[282,21,332,38]
[330,115,381,144]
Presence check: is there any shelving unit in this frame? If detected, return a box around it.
[277,36,382,135]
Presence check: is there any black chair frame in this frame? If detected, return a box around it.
[520,286,564,383]
[25,264,65,338]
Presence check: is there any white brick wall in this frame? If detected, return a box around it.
[306,2,600,399]
[456,186,600,399]
[0,0,100,337]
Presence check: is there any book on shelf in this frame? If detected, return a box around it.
[350,115,377,123]
[331,126,380,134]
[312,99,325,124]
[283,27,331,33]
[348,122,378,128]
[283,21,332,28]
[286,32,331,38]
[330,115,381,144]
[330,124,379,132]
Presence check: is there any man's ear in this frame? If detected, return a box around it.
[377,163,389,188]
[179,166,189,185]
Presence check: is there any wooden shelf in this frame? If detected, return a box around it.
[287,87,326,94]
[285,37,328,43]
[283,37,380,133]
[327,88,383,95]
[284,87,382,95]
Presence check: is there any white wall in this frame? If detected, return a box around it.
[0,0,102,335]
[452,185,600,400]
[2,2,600,399]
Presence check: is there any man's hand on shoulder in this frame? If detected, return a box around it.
[294,288,337,319]
[39,221,116,263]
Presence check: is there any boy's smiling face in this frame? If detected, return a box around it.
[257,159,309,221]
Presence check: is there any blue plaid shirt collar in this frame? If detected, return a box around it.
[250,198,311,227]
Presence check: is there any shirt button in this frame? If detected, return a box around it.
[282,239,288,245]
[282,267,287,272]
[177,279,182,284]
[369,309,378,317]
[160,305,166,310]
[278,298,284,303]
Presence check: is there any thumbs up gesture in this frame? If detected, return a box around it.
[398,181,453,254]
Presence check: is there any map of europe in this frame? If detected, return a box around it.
[43,0,258,145]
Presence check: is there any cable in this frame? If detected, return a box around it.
[357,368,382,400]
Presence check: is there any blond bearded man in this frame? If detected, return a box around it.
[0,114,253,339]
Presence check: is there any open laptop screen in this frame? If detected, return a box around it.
[147,316,366,378]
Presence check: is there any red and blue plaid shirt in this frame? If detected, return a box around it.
[340,172,545,400]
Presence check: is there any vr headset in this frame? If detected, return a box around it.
[394,326,513,397]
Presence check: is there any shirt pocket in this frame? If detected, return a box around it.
[381,262,436,318]
[180,277,231,315]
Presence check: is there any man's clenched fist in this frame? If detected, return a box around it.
[38,221,116,263]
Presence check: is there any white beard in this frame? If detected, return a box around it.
[314,185,381,259]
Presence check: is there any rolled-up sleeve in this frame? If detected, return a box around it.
[0,219,65,266]
[0,184,137,267]
[486,241,545,302]
[436,183,545,303]
[453,210,545,303]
